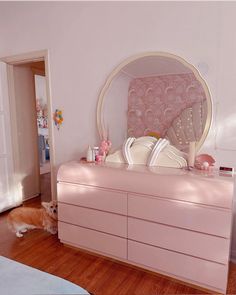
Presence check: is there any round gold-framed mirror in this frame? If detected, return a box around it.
[97,52,212,153]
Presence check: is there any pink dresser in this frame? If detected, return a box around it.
[57,161,234,293]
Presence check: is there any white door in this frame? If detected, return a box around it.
[0,62,21,212]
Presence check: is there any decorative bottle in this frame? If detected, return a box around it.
[86,145,93,162]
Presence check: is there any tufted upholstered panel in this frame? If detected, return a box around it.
[127,73,207,145]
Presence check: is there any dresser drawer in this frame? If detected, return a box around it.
[59,221,127,259]
[58,203,127,238]
[58,182,127,215]
[128,193,232,238]
[128,240,228,292]
[128,217,229,264]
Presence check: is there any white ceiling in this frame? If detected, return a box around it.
[122,55,192,78]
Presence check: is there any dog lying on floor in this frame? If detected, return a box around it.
[7,201,58,237]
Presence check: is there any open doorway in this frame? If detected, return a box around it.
[12,61,52,202]
[0,51,55,210]
[31,63,51,177]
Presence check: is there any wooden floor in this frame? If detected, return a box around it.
[1,173,236,295]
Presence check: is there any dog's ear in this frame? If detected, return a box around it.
[41,202,49,210]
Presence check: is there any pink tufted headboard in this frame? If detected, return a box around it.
[127,73,206,139]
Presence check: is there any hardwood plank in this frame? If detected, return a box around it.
[0,173,235,294]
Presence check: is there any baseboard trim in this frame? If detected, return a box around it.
[23,193,40,202]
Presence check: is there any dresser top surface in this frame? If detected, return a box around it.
[58,161,235,209]
[59,160,234,181]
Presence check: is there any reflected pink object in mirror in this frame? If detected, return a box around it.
[195,154,215,170]
[128,73,206,138]
[99,140,112,157]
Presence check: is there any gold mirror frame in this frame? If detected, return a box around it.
[97,51,212,152]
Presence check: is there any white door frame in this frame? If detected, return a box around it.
[0,50,56,200]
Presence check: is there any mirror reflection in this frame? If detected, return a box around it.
[98,53,211,154]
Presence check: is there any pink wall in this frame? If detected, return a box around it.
[0,2,236,259]
[0,2,235,166]
[0,1,234,168]
[127,73,206,138]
